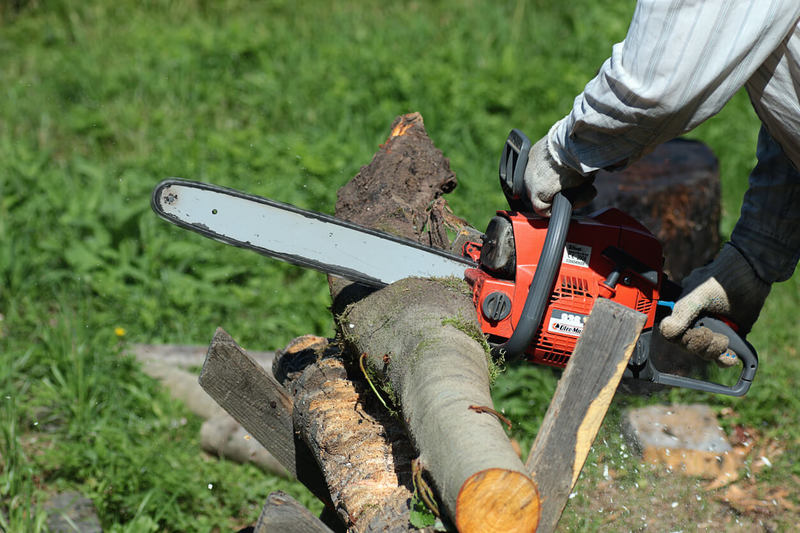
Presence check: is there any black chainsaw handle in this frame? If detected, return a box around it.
[638,317,759,397]
[494,193,571,361]
[493,129,573,361]
[640,280,760,396]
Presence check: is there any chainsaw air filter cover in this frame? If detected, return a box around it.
[480,215,516,280]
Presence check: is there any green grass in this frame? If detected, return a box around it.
[1,0,798,530]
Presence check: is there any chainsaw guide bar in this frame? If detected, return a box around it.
[152,178,476,288]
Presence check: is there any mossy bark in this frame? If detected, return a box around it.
[340,277,540,532]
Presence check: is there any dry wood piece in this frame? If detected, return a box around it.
[525,298,647,533]
[334,112,457,247]
[274,338,419,532]
[328,112,464,314]
[254,491,333,533]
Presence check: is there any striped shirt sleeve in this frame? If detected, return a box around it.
[548,0,800,174]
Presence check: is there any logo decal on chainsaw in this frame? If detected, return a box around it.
[547,309,587,337]
[562,242,592,268]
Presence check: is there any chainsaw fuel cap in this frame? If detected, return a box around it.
[482,291,512,322]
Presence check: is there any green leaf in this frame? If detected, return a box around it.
[409,494,437,529]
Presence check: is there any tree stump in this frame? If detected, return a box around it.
[592,138,721,281]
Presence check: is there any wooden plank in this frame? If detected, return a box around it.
[254,491,333,533]
[198,327,329,502]
[525,298,646,533]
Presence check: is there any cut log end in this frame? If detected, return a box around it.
[455,468,540,533]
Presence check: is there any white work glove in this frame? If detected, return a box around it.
[523,136,596,216]
[659,244,771,367]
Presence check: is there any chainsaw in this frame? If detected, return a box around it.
[151,129,757,397]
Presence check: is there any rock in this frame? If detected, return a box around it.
[622,404,740,480]
[44,491,102,533]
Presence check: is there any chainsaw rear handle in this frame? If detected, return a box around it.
[641,317,759,397]
[493,129,574,361]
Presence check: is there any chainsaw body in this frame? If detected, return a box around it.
[464,208,664,367]
[459,127,757,396]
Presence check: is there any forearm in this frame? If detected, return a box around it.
[548,0,800,173]
[731,128,800,284]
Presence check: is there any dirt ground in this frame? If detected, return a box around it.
[559,424,799,532]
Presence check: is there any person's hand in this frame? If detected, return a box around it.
[523,136,596,216]
[659,244,771,366]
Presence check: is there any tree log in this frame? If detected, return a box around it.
[273,336,420,532]
[329,113,539,531]
[341,277,540,532]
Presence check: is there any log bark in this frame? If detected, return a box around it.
[273,336,419,532]
[525,299,647,533]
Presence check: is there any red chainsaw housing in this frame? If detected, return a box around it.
[464,208,664,368]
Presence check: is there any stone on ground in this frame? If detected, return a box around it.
[622,404,737,479]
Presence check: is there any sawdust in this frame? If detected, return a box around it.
[559,415,799,532]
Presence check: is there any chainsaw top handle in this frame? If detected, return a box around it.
[493,129,574,361]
